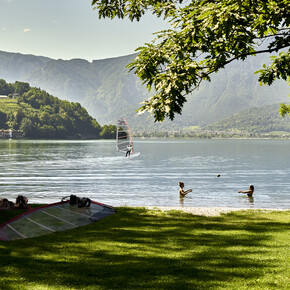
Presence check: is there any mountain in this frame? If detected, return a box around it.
[0,50,289,131]
[0,51,51,81]
[205,104,290,133]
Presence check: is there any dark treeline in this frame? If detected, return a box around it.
[0,79,116,139]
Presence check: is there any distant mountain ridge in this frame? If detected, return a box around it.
[0,50,289,131]
[0,51,51,81]
[205,104,290,133]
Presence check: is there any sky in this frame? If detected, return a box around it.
[0,0,167,61]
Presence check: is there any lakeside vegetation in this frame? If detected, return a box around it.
[205,104,290,134]
[0,207,289,289]
[0,79,116,139]
[133,130,290,139]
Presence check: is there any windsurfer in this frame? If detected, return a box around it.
[126,144,132,157]
[179,182,192,198]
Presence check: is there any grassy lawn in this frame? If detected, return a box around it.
[0,207,289,289]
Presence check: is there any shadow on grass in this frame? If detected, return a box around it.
[0,208,289,289]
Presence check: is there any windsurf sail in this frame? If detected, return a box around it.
[116,118,140,157]
[116,117,133,154]
[0,200,115,241]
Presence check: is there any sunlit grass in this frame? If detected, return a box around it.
[0,98,37,114]
[0,98,18,113]
[0,207,289,289]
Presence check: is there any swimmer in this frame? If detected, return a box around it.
[179,182,192,197]
[238,185,254,197]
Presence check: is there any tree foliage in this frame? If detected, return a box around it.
[0,79,14,95]
[92,0,290,121]
[100,124,117,139]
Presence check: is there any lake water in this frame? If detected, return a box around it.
[0,139,289,209]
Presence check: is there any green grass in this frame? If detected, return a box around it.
[0,98,19,113]
[0,207,289,289]
[0,98,37,115]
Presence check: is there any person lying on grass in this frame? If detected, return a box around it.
[0,198,14,209]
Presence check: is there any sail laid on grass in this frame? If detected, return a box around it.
[0,200,115,241]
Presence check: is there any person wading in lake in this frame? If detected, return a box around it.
[238,185,254,197]
[179,182,192,198]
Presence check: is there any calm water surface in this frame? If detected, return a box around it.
[0,139,289,209]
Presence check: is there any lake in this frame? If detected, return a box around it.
[0,139,289,209]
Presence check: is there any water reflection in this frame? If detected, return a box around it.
[243,196,254,206]
[248,196,254,205]
[179,197,185,207]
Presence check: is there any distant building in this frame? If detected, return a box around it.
[0,94,19,99]
[10,93,20,98]
[0,129,23,139]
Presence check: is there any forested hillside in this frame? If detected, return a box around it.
[205,104,290,134]
[0,50,289,131]
[0,80,116,139]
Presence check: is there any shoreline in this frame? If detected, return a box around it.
[137,206,290,216]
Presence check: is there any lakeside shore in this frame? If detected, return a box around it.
[139,206,290,216]
[1,205,289,218]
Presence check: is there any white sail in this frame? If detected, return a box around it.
[116,118,133,153]
[116,118,140,157]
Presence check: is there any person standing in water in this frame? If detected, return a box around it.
[179,182,192,198]
[238,185,254,197]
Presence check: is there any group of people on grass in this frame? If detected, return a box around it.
[179,182,254,198]
[0,195,28,210]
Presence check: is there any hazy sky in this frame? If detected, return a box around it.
[0,0,167,61]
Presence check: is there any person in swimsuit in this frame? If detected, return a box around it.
[238,185,254,197]
[179,182,192,198]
